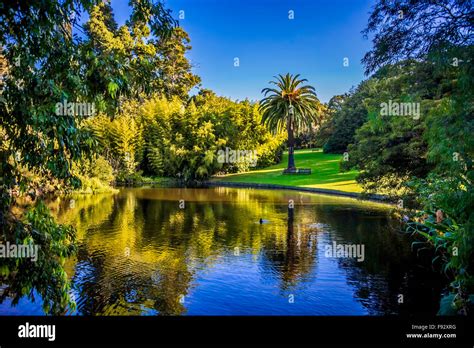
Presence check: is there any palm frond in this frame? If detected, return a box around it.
[259,73,322,135]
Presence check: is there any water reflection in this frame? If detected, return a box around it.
[0,187,443,315]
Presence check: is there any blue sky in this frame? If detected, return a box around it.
[106,0,374,103]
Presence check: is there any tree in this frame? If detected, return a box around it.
[135,91,284,181]
[154,27,201,100]
[362,0,473,74]
[357,0,474,313]
[339,60,439,194]
[0,0,175,314]
[82,2,198,113]
[323,85,371,154]
[260,74,321,171]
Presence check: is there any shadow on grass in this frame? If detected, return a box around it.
[213,149,361,192]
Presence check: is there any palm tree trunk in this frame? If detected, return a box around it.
[287,119,296,170]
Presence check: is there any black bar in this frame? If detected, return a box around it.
[0,316,472,346]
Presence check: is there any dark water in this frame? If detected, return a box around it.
[0,187,444,315]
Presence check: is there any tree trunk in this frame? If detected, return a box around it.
[287,117,296,170]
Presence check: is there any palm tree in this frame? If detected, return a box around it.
[260,73,321,172]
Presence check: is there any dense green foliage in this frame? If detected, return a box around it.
[87,91,285,183]
[82,2,199,111]
[362,0,472,73]
[0,0,175,314]
[323,0,473,314]
[341,60,440,194]
[322,86,370,154]
[0,202,77,314]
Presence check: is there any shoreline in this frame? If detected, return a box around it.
[204,180,391,203]
[111,178,392,204]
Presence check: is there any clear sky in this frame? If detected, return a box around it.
[108,0,375,103]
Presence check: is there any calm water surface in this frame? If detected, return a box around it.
[0,187,443,315]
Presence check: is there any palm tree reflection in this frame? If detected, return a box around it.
[262,204,319,291]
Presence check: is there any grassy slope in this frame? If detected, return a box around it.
[212,149,362,193]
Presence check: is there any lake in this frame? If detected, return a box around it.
[0,187,444,315]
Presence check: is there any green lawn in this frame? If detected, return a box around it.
[212,149,362,193]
